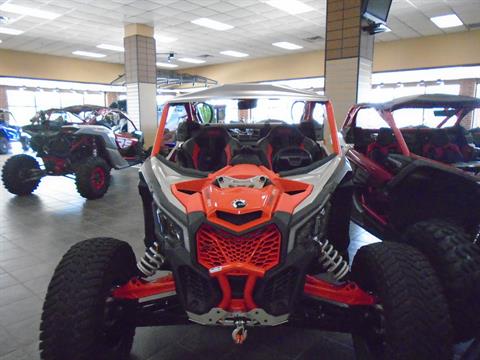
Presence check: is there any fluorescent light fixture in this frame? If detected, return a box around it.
[72,50,106,58]
[191,18,233,31]
[220,50,249,58]
[266,0,314,15]
[272,41,303,50]
[378,24,391,32]
[156,62,178,68]
[430,14,463,28]
[0,40,2,44]
[0,3,61,20]
[96,44,124,52]
[155,35,177,43]
[0,27,23,35]
[178,58,206,64]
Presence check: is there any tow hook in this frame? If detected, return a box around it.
[232,320,248,344]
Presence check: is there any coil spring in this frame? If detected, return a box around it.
[315,237,349,281]
[137,242,165,277]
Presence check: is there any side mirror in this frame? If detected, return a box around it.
[195,102,214,124]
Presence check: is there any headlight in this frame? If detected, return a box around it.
[294,202,331,249]
[154,206,184,248]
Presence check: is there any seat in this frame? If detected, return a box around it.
[298,120,323,142]
[422,129,464,164]
[257,125,322,171]
[366,128,402,164]
[177,126,240,171]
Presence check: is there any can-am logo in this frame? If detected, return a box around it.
[232,199,247,209]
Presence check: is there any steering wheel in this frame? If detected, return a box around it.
[272,147,313,172]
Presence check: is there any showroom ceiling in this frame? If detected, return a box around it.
[0,0,478,69]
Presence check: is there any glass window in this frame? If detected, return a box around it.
[8,106,37,125]
[474,83,480,128]
[165,105,187,131]
[7,90,35,107]
[35,91,61,109]
[83,93,105,106]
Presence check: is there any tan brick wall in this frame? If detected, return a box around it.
[459,79,476,129]
[0,86,7,109]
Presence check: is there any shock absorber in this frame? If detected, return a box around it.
[137,242,165,277]
[312,207,349,281]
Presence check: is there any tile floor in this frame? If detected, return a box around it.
[0,151,381,360]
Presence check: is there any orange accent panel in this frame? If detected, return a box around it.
[112,274,175,300]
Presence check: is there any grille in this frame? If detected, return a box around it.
[196,224,281,271]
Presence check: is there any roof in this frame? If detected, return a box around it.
[362,94,480,111]
[169,83,328,103]
[63,105,106,114]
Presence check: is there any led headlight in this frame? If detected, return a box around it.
[154,206,184,248]
[294,202,331,248]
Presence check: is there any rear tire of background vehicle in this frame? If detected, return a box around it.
[21,136,30,151]
[0,137,9,154]
[39,237,137,360]
[75,157,111,200]
[351,242,452,360]
[404,220,480,341]
[2,154,41,195]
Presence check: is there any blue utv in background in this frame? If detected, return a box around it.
[0,109,30,154]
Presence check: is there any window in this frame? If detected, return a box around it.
[356,108,386,129]
[474,83,480,128]
[6,89,107,126]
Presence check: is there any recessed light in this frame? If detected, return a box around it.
[430,14,463,28]
[220,50,249,58]
[272,41,303,50]
[0,3,61,20]
[72,51,106,58]
[191,18,233,31]
[266,0,314,15]
[96,44,124,52]
[156,62,178,68]
[0,27,23,35]
[178,58,206,64]
[155,35,177,43]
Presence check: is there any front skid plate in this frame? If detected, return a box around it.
[187,308,289,327]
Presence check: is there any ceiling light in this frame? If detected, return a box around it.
[0,40,2,44]
[178,58,206,64]
[266,0,314,15]
[220,50,249,58]
[155,35,177,43]
[96,44,124,52]
[156,62,178,68]
[72,51,106,58]
[378,24,391,32]
[191,18,233,31]
[430,14,463,28]
[0,27,23,35]
[272,41,303,50]
[0,3,61,20]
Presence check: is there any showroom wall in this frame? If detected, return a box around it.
[0,49,124,84]
[183,30,480,84]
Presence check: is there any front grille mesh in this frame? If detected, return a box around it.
[196,224,281,271]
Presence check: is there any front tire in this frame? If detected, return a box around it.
[404,220,480,341]
[75,157,111,200]
[40,238,137,360]
[0,137,9,154]
[2,154,41,195]
[351,242,452,360]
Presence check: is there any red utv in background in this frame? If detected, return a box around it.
[342,93,480,342]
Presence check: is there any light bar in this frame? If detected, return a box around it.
[266,0,314,15]
[430,14,463,28]
[178,58,206,64]
[72,51,106,58]
[272,41,303,50]
[156,62,178,68]
[0,27,23,35]
[96,44,124,52]
[0,3,61,20]
[191,18,233,31]
[220,50,249,58]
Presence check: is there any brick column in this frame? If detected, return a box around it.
[324,0,374,125]
[124,24,158,146]
[459,79,476,129]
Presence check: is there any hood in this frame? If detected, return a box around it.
[171,164,312,232]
